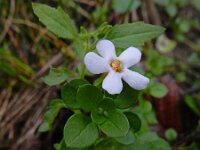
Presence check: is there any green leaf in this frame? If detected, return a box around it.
[64,114,98,148]
[115,83,139,109]
[124,112,141,133]
[138,132,171,150]
[91,109,129,137]
[165,128,177,141]
[42,67,71,86]
[192,0,200,10]
[114,130,135,145]
[77,85,103,111]
[98,97,116,111]
[149,82,168,98]
[146,50,174,75]
[95,138,121,150]
[155,0,170,6]
[184,96,200,115]
[61,79,89,109]
[106,22,165,49]
[112,0,141,13]
[166,4,177,17]
[38,99,64,132]
[32,3,77,39]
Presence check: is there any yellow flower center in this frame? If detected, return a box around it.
[110,59,123,72]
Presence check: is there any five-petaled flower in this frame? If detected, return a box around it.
[84,39,149,95]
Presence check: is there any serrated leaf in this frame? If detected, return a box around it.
[91,109,129,137]
[42,67,71,86]
[106,22,165,49]
[38,99,64,132]
[32,3,77,39]
[61,79,89,109]
[64,114,98,148]
[77,84,103,111]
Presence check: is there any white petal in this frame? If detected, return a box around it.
[119,47,141,68]
[84,52,109,74]
[96,39,116,61]
[102,71,123,94]
[122,69,149,90]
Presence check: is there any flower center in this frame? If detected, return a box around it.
[110,59,123,72]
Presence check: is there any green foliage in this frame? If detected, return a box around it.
[146,50,174,75]
[114,130,135,145]
[77,84,103,111]
[165,128,177,141]
[31,2,171,149]
[115,83,139,109]
[95,138,121,150]
[42,67,71,86]
[166,4,177,17]
[184,96,200,116]
[106,22,165,49]
[61,79,89,109]
[64,114,98,148]
[0,49,34,84]
[38,99,65,132]
[149,82,169,98]
[92,109,129,137]
[136,132,171,150]
[124,112,141,133]
[32,3,77,39]
[192,0,200,10]
[155,0,170,6]
[112,0,141,13]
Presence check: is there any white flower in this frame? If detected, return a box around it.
[84,39,149,95]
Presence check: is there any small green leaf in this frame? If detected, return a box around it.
[91,109,129,137]
[42,67,70,86]
[61,79,89,109]
[38,99,64,132]
[98,97,116,111]
[77,85,103,111]
[114,130,135,145]
[64,114,98,148]
[165,128,177,141]
[32,3,77,39]
[155,0,170,6]
[112,0,141,13]
[95,138,121,150]
[149,82,168,98]
[115,83,139,109]
[124,112,141,133]
[106,22,165,49]
[166,4,177,17]
[184,96,200,115]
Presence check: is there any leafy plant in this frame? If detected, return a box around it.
[32,2,168,149]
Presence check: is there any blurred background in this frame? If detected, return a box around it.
[0,0,200,149]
